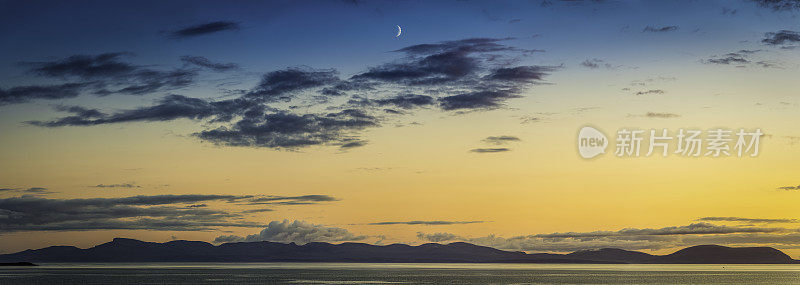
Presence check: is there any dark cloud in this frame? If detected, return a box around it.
[485,66,557,82]
[704,49,779,68]
[706,56,749,65]
[439,90,521,111]
[246,68,339,101]
[213,220,367,244]
[28,95,221,127]
[533,223,784,238]
[339,140,367,149]
[749,0,800,11]
[721,7,738,15]
[30,53,136,78]
[350,38,551,111]
[483,135,521,145]
[180,56,239,71]
[0,195,253,232]
[697,217,799,224]
[12,53,198,101]
[637,112,680,119]
[365,220,486,225]
[27,38,555,150]
[0,187,54,196]
[170,21,241,38]
[195,109,379,149]
[351,52,478,85]
[418,223,792,252]
[762,30,800,45]
[417,232,463,242]
[634,89,665,96]
[373,94,435,109]
[90,183,141,189]
[642,25,679,33]
[470,148,511,153]
[580,58,615,69]
[0,83,91,105]
[0,194,338,232]
[246,195,338,205]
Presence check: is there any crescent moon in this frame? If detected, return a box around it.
[396,25,402,37]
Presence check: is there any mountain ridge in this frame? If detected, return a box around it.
[1,238,797,264]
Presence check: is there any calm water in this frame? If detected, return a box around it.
[2,263,800,284]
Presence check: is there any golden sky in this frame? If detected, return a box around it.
[1,0,799,257]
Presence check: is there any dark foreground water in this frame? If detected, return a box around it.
[2,263,800,284]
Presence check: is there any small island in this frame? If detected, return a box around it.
[0,262,37,266]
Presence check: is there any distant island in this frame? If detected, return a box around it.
[0,262,37,266]
[0,238,797,264]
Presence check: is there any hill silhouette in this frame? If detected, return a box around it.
[0,238,796,264]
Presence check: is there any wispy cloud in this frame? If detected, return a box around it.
[642,25,678,33]
[483,135,521,145]
[364,220,487,226]
[27,38,558,150]
[417,222,794,252]
[214,220,366,244]
[169,21,241,38]
[0,194,338,232]
[470,148,511,153]
[697,217,799,224]
[90,183,141,189]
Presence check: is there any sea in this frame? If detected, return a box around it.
[2,263,800,284]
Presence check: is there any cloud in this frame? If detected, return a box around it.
[90,183,141,189]
[721,7,738,15]
[27,38,556,150]
[0,83,92,105]
[642,25,678,33]
[195,109,380,149]
[485,66,557,82]
[373,94,435,109]
[706,56,749,65]
[169,21,241,38]
[483,135,521,145]
[180,56,238,71]
[749,0,800,11]
[246,67,340,102]
[631,112,680,119]
[0,194,338,232]
[634,89,665,96]
[246,195,338,205]
[0,187,55,196]
[28,95,222,127]
[470,148,511,153]
[417,232,463,242]
[777,185,800,190]
[580,58,615,69]
[703,49,778,68]
[697,217,799,224]
[29,53,197,94]
[439,90,521,111]
[339,140,367,149]
[7,53,198,104]
[762,30,800,45]
[213,220,367,244]
[417,223,793,252]
[365,220,486,226]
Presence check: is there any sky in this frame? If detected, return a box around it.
[2,0,800,256]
